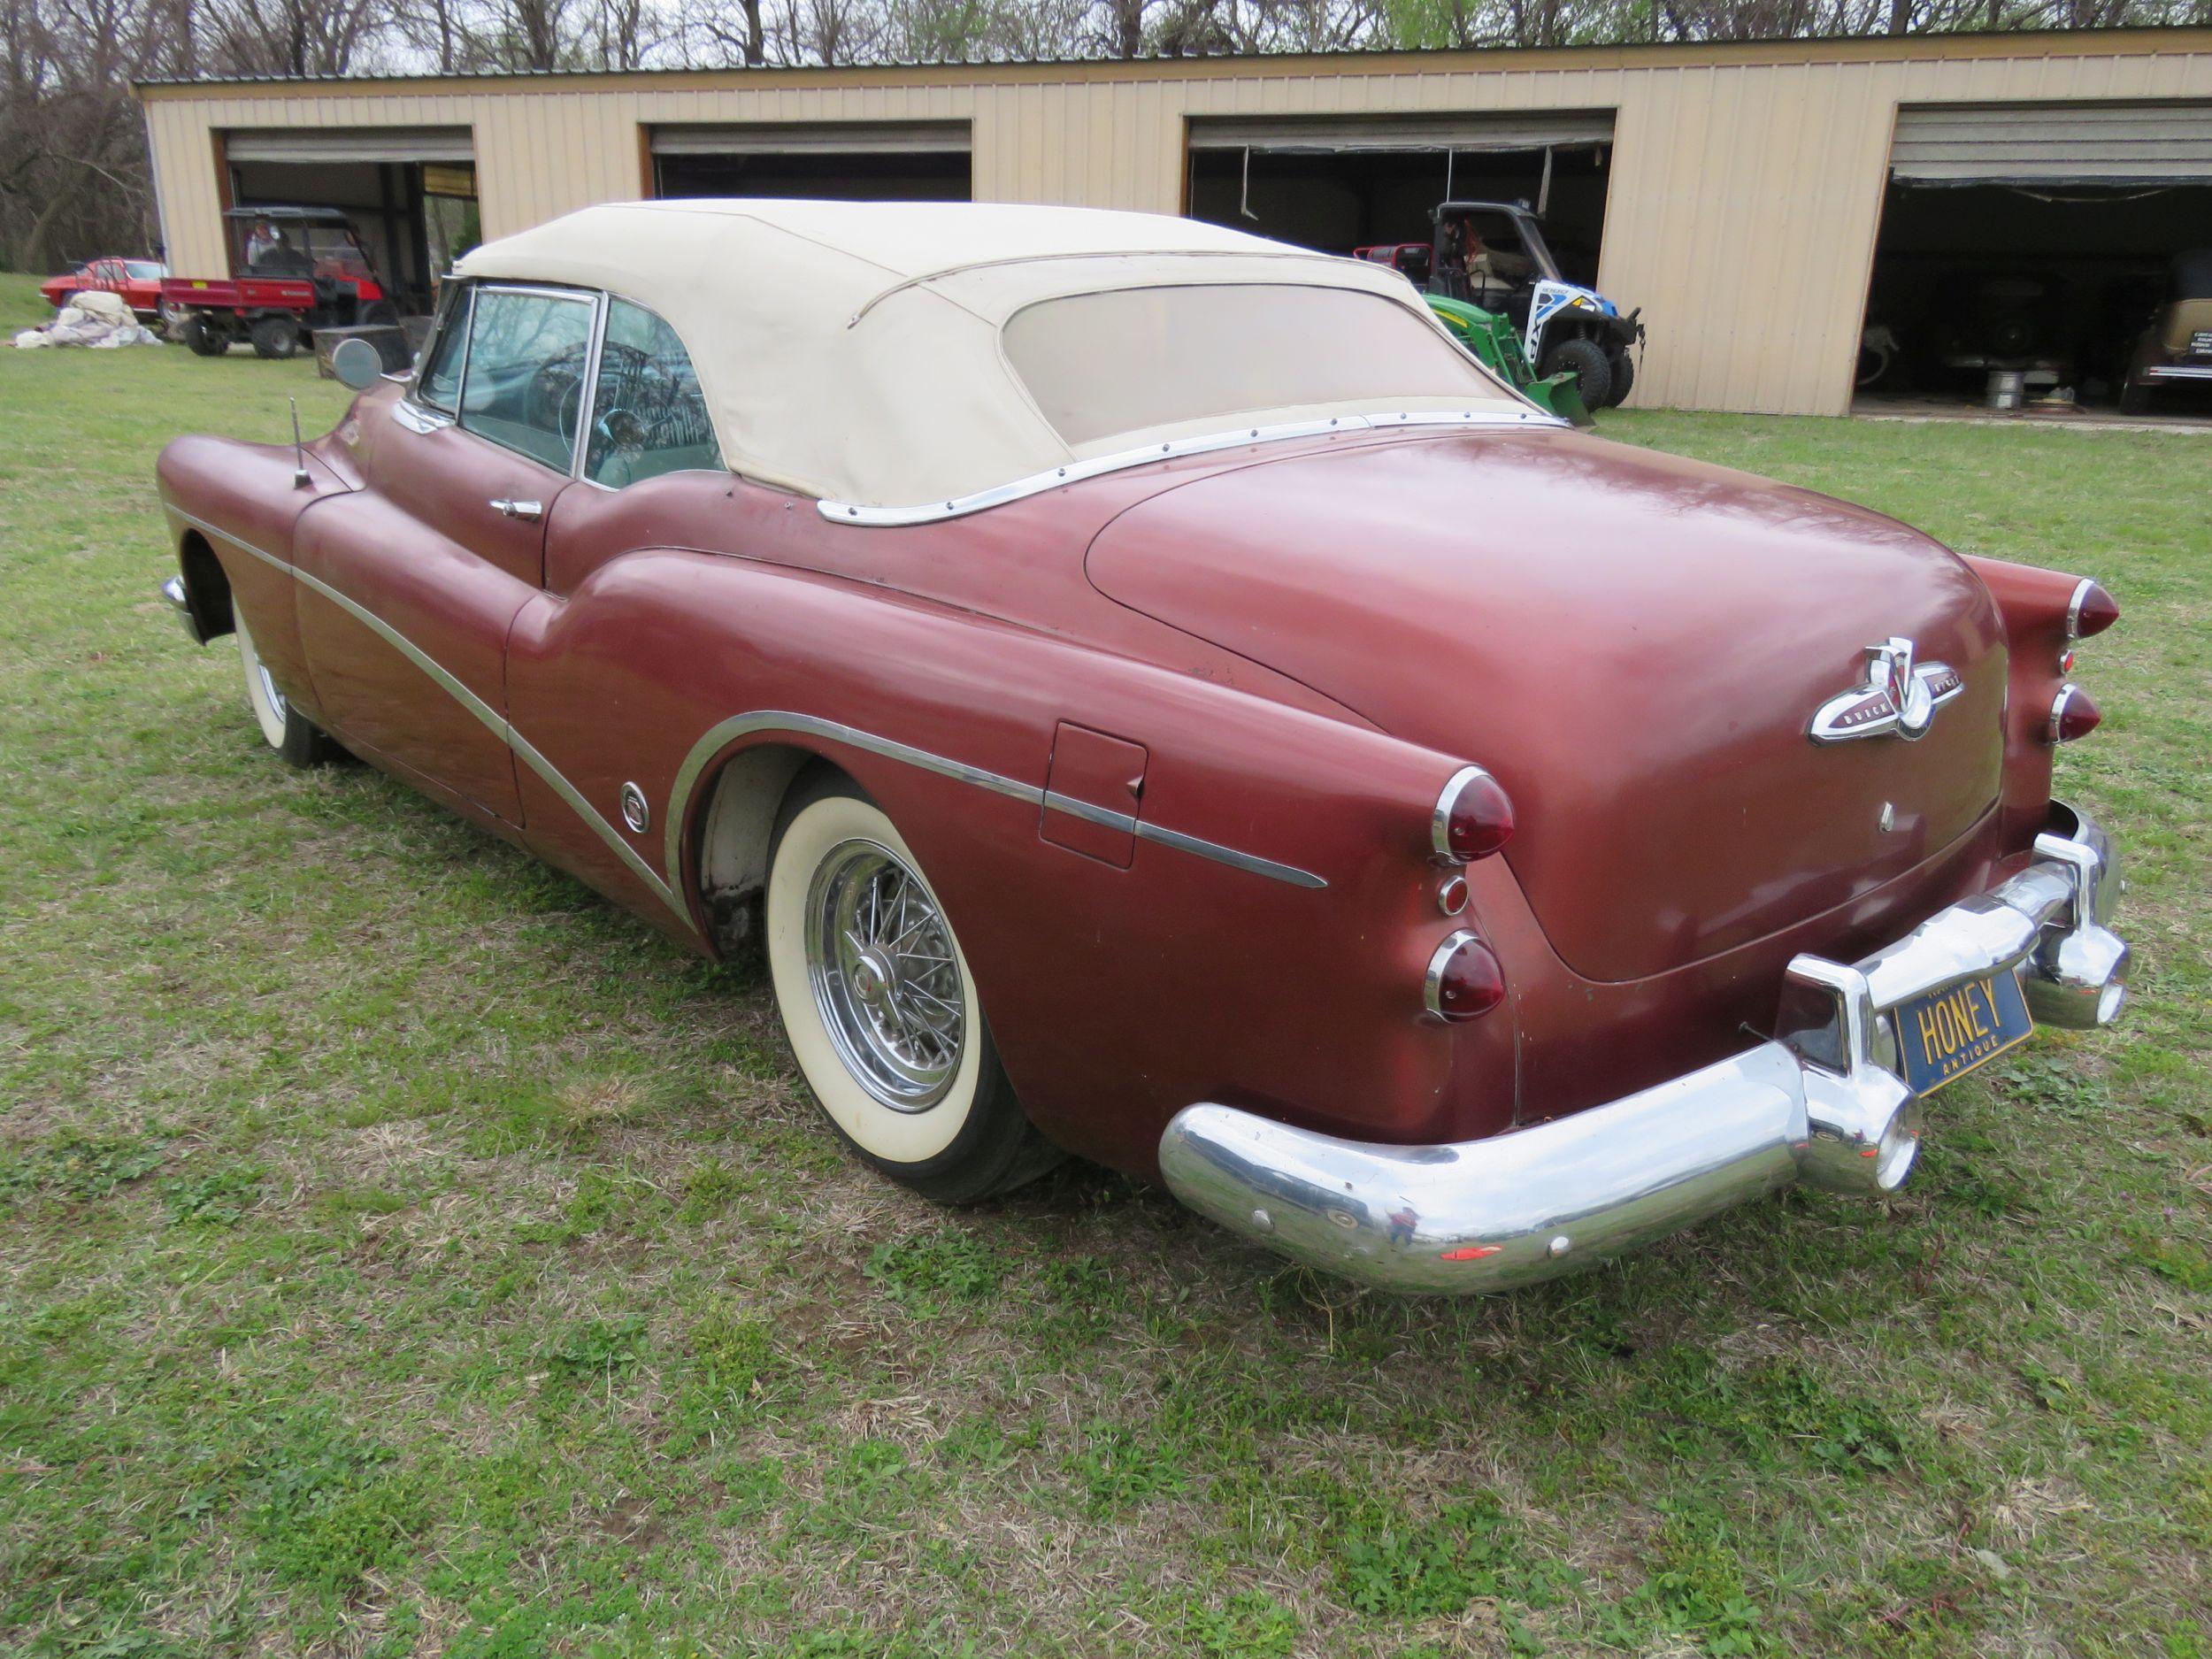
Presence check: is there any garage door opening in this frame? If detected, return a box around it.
[1186,113,1613,285]
[1857,102,2212,420]
[223,127,475,316]
[652,124,972,201]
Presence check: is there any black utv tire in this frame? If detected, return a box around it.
[1541,335,1614,411]
[250,316,300,360]
[1603,347,1636,408]
[180,314,229,357]
[357,300,400,329]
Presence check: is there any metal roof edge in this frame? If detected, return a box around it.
[133,24,2212,99]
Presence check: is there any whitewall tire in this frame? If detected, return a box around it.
[236,610,331,767]
[764,773,1061,1202]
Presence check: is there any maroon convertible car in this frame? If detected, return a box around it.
[155,200,2130,1294]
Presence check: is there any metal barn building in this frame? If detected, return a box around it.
[138,27,2212,415]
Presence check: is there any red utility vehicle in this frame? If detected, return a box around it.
[162,206,398,360]
[152,202,2131,1296]
[40,256,167,320]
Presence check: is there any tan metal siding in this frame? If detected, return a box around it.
[139,32,2212,415]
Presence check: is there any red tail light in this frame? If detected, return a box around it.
[1425,931,1506,1021]
[2048,683,2101,743]
[2067,580,2119,641]
[1432,765,1515,863]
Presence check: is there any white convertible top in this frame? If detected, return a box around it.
[454,198,1525,511]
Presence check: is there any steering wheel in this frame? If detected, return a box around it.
[526,345,591,446]
[588,342,683,457]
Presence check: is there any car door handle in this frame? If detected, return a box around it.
[489,497,542,522]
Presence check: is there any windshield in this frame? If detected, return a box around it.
[1002,283,1515,450]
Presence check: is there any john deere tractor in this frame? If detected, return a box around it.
[1357,200,1641,417]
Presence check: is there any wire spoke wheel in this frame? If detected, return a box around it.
[804,839,966,1111]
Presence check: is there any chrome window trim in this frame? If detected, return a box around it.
[816,407,1566,527]
[569,288,611,483]
[453,281,603,477]
[408,278,472,417]
[574,295,725,492]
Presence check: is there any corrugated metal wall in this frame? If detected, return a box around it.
[140,31,2212,416]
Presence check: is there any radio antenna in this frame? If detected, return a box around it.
[290,397,310,489]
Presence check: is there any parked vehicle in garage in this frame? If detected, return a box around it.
[40,256,167,320]
[2119,250,2212,411]
[1421,202,1640,408]
[1352,243,1589,424]
[161,206,398,359]
[154,200,2130,1295]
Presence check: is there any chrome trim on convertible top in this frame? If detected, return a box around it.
[664,711,1327,895]
[173,509,687,924]
[816,408,1567,527]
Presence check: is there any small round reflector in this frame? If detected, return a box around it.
[2048,683,2101,743]
[1424,930,1507,1021]
[1431,765,1515,864]
[2067,580,2119,640]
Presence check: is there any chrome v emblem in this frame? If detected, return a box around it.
[1809,637,1964,744]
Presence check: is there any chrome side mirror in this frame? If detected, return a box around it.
[331,336,383,390]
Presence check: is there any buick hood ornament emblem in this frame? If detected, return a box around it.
[1809,636,1963,743]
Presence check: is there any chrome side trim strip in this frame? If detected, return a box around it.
[665,712,1326,894]
[816,408,1565,528]
[1041,789,1136,833]
[178,515,1325,910]
[173,510,685,922]
[1131,820,1328,890]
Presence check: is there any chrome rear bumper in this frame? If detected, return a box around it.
[1159,801,2128,1294]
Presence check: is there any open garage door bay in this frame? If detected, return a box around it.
[1187,111,1615,285]
[1858,101,2212,418]
[651,123,971,201]
[222,126,476,315]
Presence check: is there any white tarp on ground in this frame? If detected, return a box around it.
[14,290,162,349]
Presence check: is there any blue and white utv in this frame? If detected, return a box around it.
[1425,201,1643,410]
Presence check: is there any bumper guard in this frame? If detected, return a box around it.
[1158,802,2128,1294]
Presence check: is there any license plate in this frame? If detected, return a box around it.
[1895,972,2032,1095]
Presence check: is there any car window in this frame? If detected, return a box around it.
[416,286,471,411]
[1003,283,1512,451]
[126,261,163,280]
[583,300,719,488]
[457,288,596,471]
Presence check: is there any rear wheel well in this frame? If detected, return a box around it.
[695,745,840,956]
[178,530,235,641]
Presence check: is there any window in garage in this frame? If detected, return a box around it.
[223,127,475,317]
[651,123,972,201]
[1185,112,1615,285]
[1856,102,2212,417]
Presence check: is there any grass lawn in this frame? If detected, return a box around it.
[1,266,2208,1659]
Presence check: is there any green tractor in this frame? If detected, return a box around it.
[1423,291,1592,426]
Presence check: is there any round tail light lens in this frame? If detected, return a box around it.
[1425,931,1506,1022]
[2048,683,2101,743]
[1432,765,1515,863]
[2067,580,2119,641]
